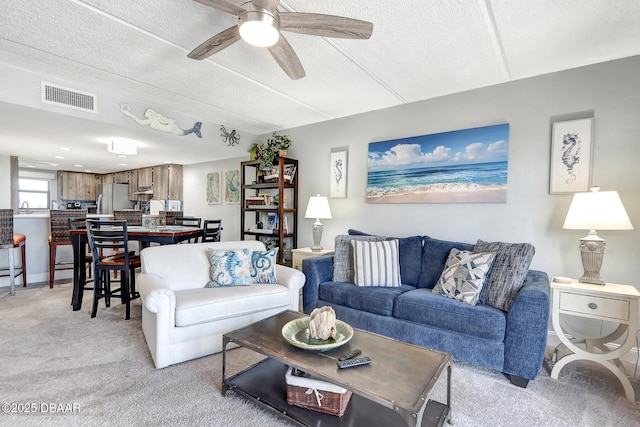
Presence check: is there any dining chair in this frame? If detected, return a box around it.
[171,216,201,243]
[172,217,202,227]
[49,209,87,288]
[114,210,143,251]
[0,209,26,296]
[202,219,223,242]
[160,210,183,227]
[86,219,141,320]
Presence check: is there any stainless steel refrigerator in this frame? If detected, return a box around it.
[97,183,131,214]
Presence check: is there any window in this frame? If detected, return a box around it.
[19,178,50,210]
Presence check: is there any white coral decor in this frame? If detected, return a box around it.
[308,306,337,340]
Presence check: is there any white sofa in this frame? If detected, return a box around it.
[138,240,305,369]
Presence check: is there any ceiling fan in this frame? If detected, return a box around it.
[188,0,374,80]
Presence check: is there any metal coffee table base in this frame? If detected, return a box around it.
[223,356,450,427]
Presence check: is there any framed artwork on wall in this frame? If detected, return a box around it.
[224,169,240,204]
[330,147,348,198]
[549,117,594,194]
[206,172,221,204]
[366,123,509,203]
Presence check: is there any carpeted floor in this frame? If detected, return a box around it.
[1,282,639,426]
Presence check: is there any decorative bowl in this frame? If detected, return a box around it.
[282,318,353,351]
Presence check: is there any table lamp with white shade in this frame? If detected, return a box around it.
[562,186,634,285]
[304,195,332,251]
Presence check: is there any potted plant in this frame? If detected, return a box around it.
[259,132,292,171]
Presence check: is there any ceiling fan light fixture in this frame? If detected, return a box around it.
[238,7,280,47]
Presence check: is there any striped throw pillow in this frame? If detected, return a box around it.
[351,239,402,287]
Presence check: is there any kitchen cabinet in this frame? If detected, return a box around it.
[59,171,97,201]
[112,171,130,184]
[137,167,153,188]
[128,170,138,200]
[153,164,183,200]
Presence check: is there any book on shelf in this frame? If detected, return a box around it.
[245,196,265,208]
[262,165,296,184]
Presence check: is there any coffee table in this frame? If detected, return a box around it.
[222,310,452,426]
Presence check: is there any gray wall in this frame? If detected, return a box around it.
[278,56,639,286]
[185,57,640,338]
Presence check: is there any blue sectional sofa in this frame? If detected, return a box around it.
[302,232,550,388]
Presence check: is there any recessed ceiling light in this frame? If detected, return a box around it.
[85,170,92,173]
[27,165,35,168]
[54,156,64,159]
[59,147,70,151]
[74,164,83,167]
[119,163,127,166]
[164,160,171,164]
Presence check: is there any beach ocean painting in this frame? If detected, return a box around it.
[367,123,510,203]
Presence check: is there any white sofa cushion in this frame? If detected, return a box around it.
[174,284,290,327]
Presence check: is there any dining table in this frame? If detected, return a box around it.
[70,225,203,311]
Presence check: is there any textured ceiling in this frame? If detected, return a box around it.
[0,0,639,173]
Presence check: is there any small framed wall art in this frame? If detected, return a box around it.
[224,169,240,204]
[330,147,348,198]
[549,117,594,194]
[206,172,221,204]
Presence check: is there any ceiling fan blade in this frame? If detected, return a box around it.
[280,13,373,39]
[251,0,280,12]
[193,0,245,16]
[268,36,305,80]
[188,26,241,60]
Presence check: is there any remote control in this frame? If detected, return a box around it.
[337,356,372,369]
[338,349,362,361]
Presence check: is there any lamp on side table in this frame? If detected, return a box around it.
[304,195,332,252]
[562,186,633,285]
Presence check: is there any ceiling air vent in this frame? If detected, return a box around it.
[41,82,97,113]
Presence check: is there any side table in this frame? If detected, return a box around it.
[291,247,334,312]
[549,278,639,402]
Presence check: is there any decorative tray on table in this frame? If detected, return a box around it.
[282,318,353,351]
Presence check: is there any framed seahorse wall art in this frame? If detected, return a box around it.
[549,117,594,194]
[330,147,348,198]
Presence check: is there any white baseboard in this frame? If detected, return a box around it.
[546,330,640,367]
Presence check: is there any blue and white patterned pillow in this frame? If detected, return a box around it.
[251,248,278,284]
[206,248,252,287]
[433,249,496,306]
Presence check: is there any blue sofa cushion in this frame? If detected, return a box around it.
[418,236,474,289]
[394,289,506,341]
[318,281,416,316]
[348,229,423,286]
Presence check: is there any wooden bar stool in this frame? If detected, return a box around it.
[0,209,26,296]
[49,210,87,288]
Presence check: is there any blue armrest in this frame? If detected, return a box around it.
[503,270,550,380]
[301,255,334,314]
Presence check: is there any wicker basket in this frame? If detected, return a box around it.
[285,367,352,417]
